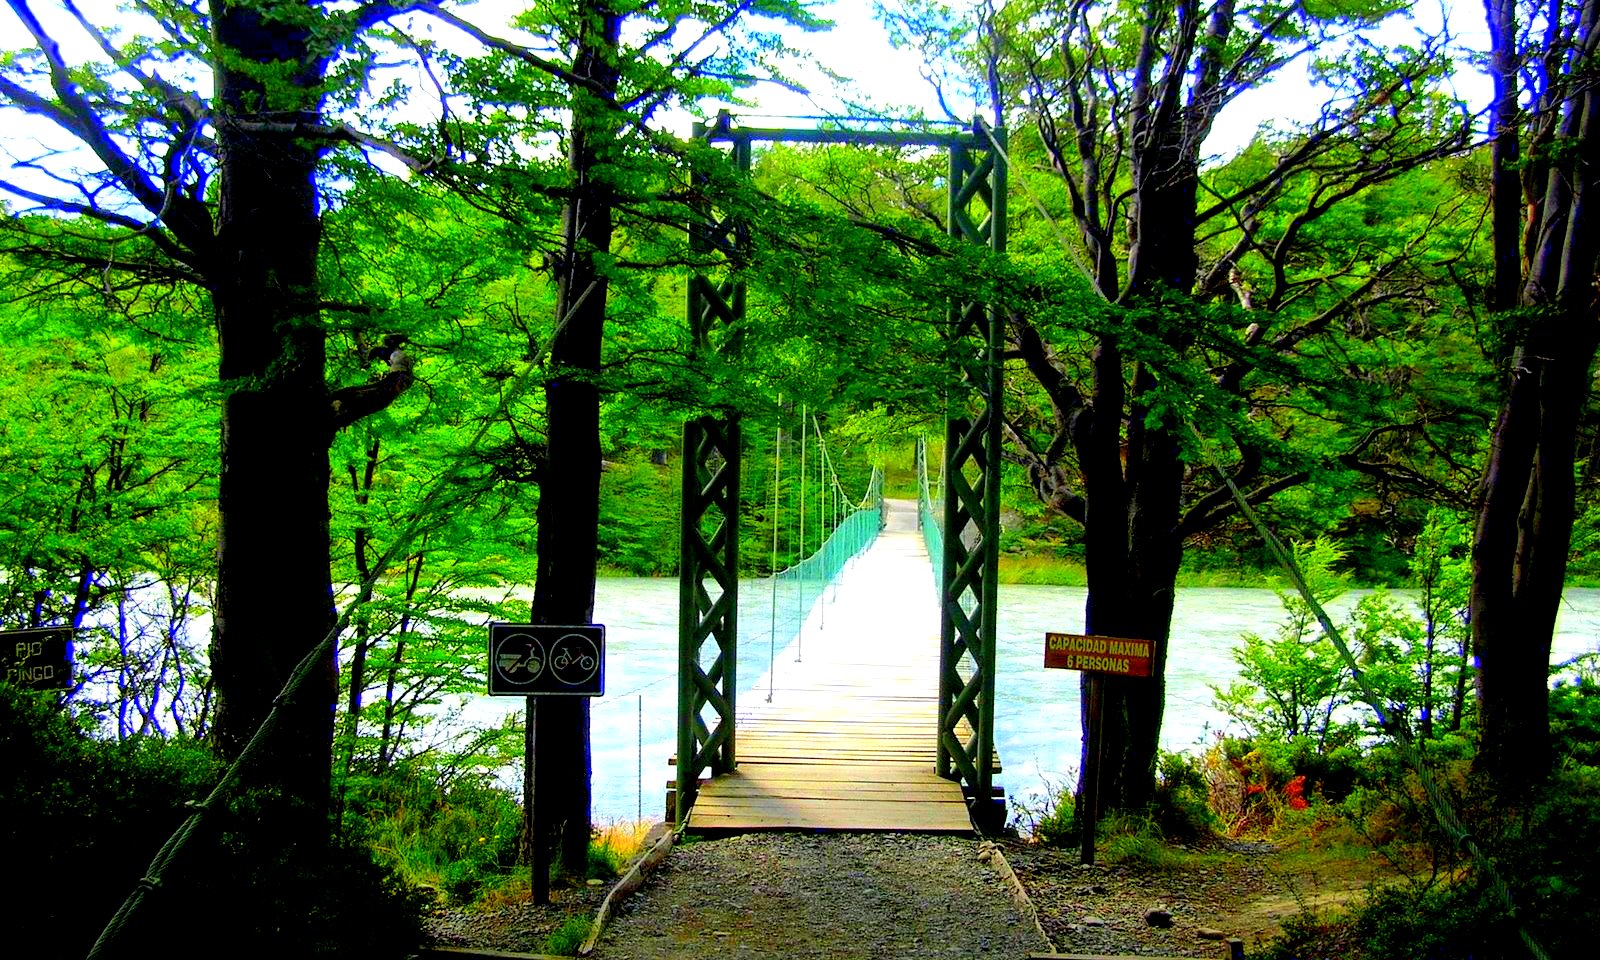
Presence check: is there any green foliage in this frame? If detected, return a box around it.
[1212,539,1357,746]
[1262,750,1600,958]
[1255,907,1358,960]
[0,285,216,734]
[167,802,433,960]
[1349,884,1514,960]
[0,685,426,959]
[1151,750,1217,841]
[0,686,220,959]
[1010,775,1078,846]
[342,763,524,906]
[543,916,593,956]
[597,455,681,576]
[1550,668,1600,767]
[1214,528,1474,763]
[1408,508,1474,737]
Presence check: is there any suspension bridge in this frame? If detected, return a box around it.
[668,404,1004,832]
[669,113,1008,835]
[674,497,1000,833]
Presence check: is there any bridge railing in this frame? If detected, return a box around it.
[757,468,883,687]
[916,437,943,596]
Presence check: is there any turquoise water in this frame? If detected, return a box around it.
[459,580,1600,824]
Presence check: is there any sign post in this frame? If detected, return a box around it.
[3,627,73,691]
[488,623,605,904]
[1043,632,1155,865]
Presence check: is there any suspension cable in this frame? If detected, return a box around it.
[796,404,807,663]
[768,406,782,704]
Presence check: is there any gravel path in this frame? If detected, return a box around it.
[591,833,1050,959]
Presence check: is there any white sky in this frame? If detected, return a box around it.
[0,0,1496,204]
[725,0,1494,158]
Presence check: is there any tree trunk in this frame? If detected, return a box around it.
[207,1,336,819]
[1077,395,1184,816]
[1472,342,1596,786]
[530,5,621,881]
[1074,126,1199,814]
[1472,0,1600,790]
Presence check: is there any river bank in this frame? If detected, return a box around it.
[459,579,1600,825]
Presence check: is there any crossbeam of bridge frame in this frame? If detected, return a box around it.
[676,121,751,825]
[938,124,1006,832]
[676,112,1007,831]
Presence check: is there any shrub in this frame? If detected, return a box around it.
[1256,905,1361,960]
[543,915,593,956]
[1351,884,1515,960]
[0,686,429,959]
[1152,750,1215,841]
[1550,670,1600,766]
[342,763,522,904]
[1011,776,1078,846]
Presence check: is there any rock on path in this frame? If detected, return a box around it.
[592,833,1050,959]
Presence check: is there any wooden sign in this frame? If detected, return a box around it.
[3,627,73,690]
[1043,632,1153,677]
[487,623,605,696]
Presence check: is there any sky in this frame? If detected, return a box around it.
[0,0,1497,207]
[729,0,1495,159]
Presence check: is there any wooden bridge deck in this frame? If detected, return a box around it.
[682,499,993,834]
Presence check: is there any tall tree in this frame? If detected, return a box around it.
[975,0,1471,812]
[0,0,443,817]
[392,0,827,876]
[1473,0,1600,789]
[526,3,621,880]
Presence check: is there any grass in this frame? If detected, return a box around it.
[997,555,1088,585]
[998,555,1282,587]
[463,820,659,911]
[542,916,592,956]
[1174,567,1279,588]
[589,819,655,878]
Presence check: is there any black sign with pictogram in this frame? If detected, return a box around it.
[487,623,604,697]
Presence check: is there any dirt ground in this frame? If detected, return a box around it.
[1004,836,1399,957]
[425,832,1401,958]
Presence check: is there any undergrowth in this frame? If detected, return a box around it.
[542,916,593,955]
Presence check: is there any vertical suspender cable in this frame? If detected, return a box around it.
[796,404,807,662]
[768,409,782,703]
[636,695,643,822]
[814,415,829,629]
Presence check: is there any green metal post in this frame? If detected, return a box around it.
[936,120,1006,831]
[675,116,749,826]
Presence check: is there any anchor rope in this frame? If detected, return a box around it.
[1187,422,1551,960]
[86,279,601,960]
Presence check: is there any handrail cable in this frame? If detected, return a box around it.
[796,404,807,663]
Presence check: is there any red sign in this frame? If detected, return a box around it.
[1043,633,1153,677]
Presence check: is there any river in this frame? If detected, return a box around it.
[459,580,1600,824]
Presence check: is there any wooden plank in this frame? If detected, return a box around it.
[704,786,961,802]
[688,809,973,832]
[675,763,937,784]
[693,795,968,814]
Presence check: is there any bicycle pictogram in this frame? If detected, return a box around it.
[549,632,602,687]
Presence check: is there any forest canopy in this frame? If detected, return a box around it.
[2,2,1597,958]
